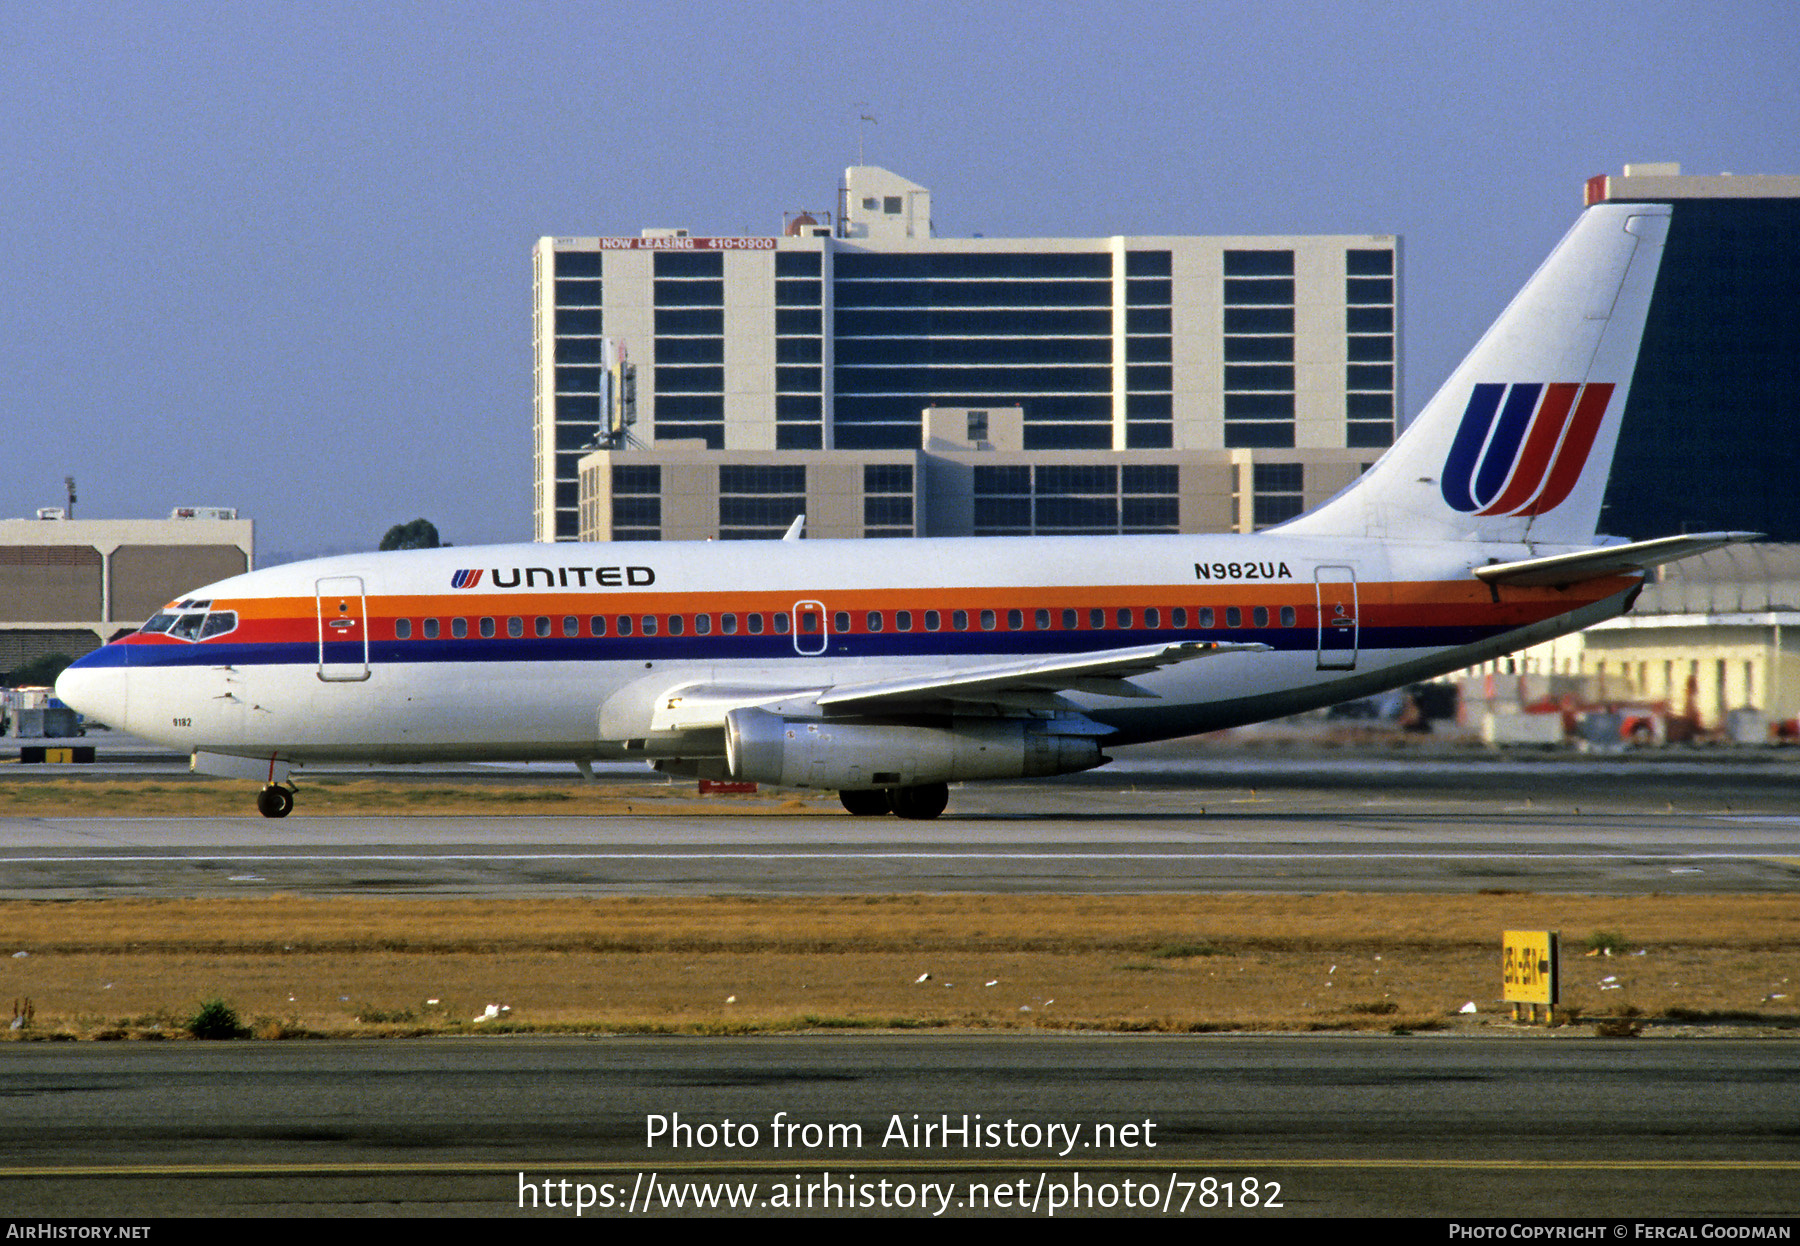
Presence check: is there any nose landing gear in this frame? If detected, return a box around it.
[256,784,295,819]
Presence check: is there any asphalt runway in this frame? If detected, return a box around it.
[5,746,1800,895]
[1,1035,1795,1217]
[5,746,1799,1220]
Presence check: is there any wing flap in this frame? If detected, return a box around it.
[814,640,1268,712]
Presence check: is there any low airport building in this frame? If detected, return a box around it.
[1465,543,1800,737]
[0,509,253,675]
[537,163,1398,542]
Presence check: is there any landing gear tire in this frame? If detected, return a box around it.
[887,782,949,821]
[256,785,294,819]
[840,789,890,816]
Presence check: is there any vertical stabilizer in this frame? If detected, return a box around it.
[1284,203,1670,546]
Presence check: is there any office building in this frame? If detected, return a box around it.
[533,165,1398,542]
[1586,163,1800,541]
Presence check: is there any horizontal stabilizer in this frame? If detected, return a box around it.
[815,640,1268,713]
[1472,531,1762,588]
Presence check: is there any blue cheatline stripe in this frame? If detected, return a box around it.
[1439,383,1506,513]
[82,623,1516,671]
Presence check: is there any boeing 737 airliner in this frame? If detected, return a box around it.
[57,203,1756,818]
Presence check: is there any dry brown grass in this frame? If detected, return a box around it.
[2,894,1796,1039]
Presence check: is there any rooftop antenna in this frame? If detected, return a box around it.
[856,107,876,166]
[64,476,76,519]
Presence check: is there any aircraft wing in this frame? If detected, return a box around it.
[1473,531,1762,589]
[813,640,1269,713]
[635,640,1269,737]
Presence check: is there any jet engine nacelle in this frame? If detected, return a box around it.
[723,707,1104,790]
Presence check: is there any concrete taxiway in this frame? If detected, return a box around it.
[6,745,1800,896]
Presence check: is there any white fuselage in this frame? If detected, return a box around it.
[57,531,1635,769]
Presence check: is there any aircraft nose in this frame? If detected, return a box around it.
[55,648,129,731]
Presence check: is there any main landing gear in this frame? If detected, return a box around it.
[839,782,950,821]
[256,783,296,819]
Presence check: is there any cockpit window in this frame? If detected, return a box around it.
[197,611,238,641]
[147,604,235,641]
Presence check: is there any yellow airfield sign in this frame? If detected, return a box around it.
[1503,930,1559,1020]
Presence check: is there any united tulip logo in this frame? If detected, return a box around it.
[450,569,484,589]
[1441,382,1614,516]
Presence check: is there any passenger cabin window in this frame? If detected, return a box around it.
[480,618,496,638]
[773,613,790,634]
[424,618,440,639]
[1062,609,1078,630]
[695,614,712,635]
[1225,607,1242,628]
[1089,609,1104,630]
[507,617,524,638]
[834,611,850,633]
[924,610,941,631]
[1198,608,1214,628]
[668,615,684,636]
[721,613,737,634]
[563,616,578,637]
[590,616,607,636]
[1280,605,1296,626]
[747,614,763,635]
[618,616,633,636]
[452,618,468,638]
[895,611,912,631]
[1253,606,1269,628]
[395,619,412,640]
[641,616,658,636]
[866,611,883,632]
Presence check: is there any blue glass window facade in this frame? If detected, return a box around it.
[1605,199,1800,539]
[972,463,1180,536]
[775,250,825,449]
[1223,251,1295,448]
[833,251,1115,451]
[547,250,603,539]
[653,251,724,449]
[1345,248,1396,449]
[611,464,661,541]
[719,465,806,540]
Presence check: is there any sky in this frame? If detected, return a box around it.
[5,1,1797,563]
